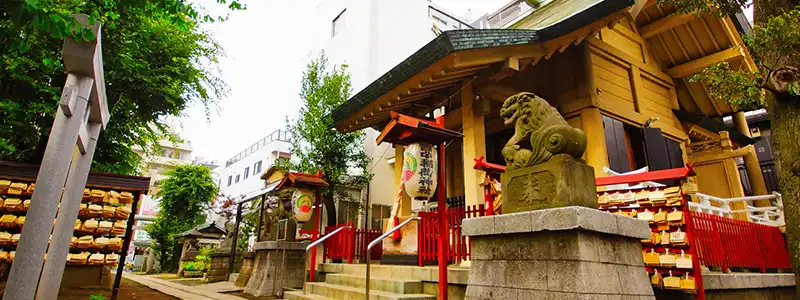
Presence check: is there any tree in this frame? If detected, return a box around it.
[284,54,371,226]
[144,164,218,272]
[0,0,243,175]
[671,0,800,288]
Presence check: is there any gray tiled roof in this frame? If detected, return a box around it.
[331,0,634,127]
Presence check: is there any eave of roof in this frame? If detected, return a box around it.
[673,109,756,146]
[330,0,634,130]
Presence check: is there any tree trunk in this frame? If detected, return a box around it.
[754,0,800,291]
[324,188,337,226]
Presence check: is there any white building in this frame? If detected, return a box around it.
[308,0,473,229]
[215,129,292,200]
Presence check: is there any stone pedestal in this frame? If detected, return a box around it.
[235,251,256,287]
[502,154,597,213]
[206,251,232,283]
[243,241,306,297]
[381,216,419,265]
[462,206,655,299]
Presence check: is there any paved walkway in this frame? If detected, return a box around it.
[123,273,246,300]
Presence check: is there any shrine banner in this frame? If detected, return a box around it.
[402,143,438,201]
[292,188,314,223]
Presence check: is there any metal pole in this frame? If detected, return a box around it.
[228,203,243,280]
[37,121,101,300]
[4,76,93,300]
[365,217,419,299]
[437,142,448,300]
[111,192,141,300]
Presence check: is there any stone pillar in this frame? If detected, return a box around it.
[236,252,256,287]
[244,241,306,297]
[206,251,232,283]
[462,206,654,299]
[461,81,486,208]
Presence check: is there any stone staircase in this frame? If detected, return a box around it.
[284,263,442,300]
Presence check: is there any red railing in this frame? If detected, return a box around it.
[691,211,791,272]
[418,204,484,266]
[322,223,382,263]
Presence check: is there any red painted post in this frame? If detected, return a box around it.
[437,142,448,300]
[347,224,354,264]
[682,199,705,300]
[309,190,322,282]
[709,214,728,273]
[418,217,424,267]
[484,187,494,216]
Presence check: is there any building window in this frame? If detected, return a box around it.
[227,176,232,186]
[371,204,391,230]
[235,175,240,183]
[244,167,250,179]
[254,161,263,174]
[602,115,683,173]
[331,9,345,37]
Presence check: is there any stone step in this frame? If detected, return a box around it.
[319,263,469,284]
[305,282,436,300]
[325,273,423,294]
[284,291,335,300]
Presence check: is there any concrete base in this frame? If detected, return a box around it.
[463,206,654,299]
[243,241,306,297]
[206,251,232,283]
[61,265,113,288]
[235,252,255,287]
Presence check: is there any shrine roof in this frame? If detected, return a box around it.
[330,0,635,132]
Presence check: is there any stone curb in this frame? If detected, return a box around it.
[462,206,650,239]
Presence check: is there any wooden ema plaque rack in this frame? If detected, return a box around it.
[0,161,147,298]
[596,166,705,300]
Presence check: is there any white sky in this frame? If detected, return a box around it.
[177,0,507,164]
[177,0,753,164]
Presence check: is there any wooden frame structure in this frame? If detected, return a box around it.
[330,0,767,218]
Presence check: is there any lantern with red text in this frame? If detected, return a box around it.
[402,143,438,201]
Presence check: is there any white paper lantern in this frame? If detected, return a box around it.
[402,143,438,201]
[292,189,315,223]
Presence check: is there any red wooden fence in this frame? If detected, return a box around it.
[418,204,484,266]
[691,211,791,272]
[322,223,382,263]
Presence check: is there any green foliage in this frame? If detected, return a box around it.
[0,0,243,174]
[144,164,218,272]
[194,247,212,271]
[89,295,108,300]
[659,0,751,16]
[182,261,197,271]
[283,54,371,225]
[156,164,218,223]
[690,61,764,110]
[690,6,800,107]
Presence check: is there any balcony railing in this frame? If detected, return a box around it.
[225,129,290,167]
[688,192,784,227]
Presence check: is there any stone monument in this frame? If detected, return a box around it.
[462,92,655,299]
[499,93,596,212]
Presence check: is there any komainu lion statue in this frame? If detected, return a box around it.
[500,92,587,169]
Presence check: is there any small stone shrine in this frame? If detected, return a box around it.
[462,92,655,299]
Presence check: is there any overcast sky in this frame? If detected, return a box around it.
[177,0,508,164]
[177,0,753,165]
